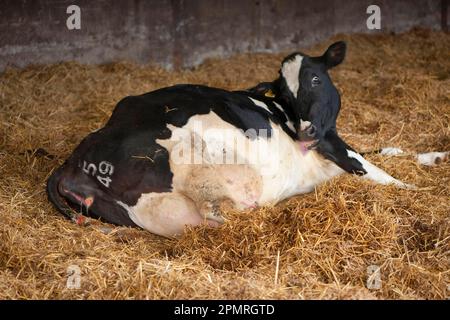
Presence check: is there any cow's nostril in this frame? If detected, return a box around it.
[306,125,316,136]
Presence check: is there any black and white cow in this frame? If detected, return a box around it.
[48,42,434,238]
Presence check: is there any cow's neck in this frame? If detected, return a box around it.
[258,138,344,205]
[274,76,301,128]
[245,78,299,134]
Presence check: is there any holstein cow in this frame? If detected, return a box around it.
[47,42,444,238]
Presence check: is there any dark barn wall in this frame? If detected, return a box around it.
[0,0,444,71]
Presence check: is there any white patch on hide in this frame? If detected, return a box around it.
[272,101,295,132]
[248,97,272,114]
[285,121,296,132]
[273,102,284,113]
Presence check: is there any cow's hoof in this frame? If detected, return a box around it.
[417,151,449,166]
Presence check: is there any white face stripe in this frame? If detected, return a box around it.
[281,54,303,98]
[248,97,272,114]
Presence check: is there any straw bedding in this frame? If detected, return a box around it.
[0,28,448,299]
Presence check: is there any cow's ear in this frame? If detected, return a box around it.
[323,41,346,69]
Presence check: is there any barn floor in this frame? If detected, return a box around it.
[0,29,449,299]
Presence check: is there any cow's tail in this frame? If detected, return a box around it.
[46,164,80,223]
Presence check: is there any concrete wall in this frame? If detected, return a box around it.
[0,0,445,71]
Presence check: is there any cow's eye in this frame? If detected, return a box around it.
[311,76,321,87]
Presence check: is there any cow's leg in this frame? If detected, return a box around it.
[317,130,413,188]
[365,148,449,167]
[345,149,413,188]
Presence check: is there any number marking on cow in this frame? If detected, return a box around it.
[81,160,114,188]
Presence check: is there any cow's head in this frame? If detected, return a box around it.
[279,41,346,151]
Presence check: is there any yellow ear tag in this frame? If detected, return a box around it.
[264,89,276,98]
